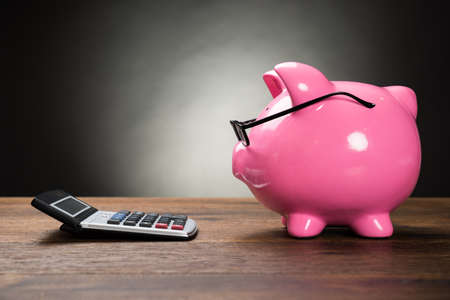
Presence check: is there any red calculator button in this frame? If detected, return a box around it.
[155,223,168,229]
[171,224,184,230]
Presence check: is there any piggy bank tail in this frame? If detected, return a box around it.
[384,86,418,119]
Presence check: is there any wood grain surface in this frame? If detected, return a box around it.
[0,197,449,299]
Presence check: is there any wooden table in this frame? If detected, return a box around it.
[0,197,449,299]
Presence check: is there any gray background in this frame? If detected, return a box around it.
[2,0,448,196]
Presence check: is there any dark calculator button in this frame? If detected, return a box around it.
[143,217,156,223]
[124,220,137,226]
[172,215,187,221]
[161,214,172,218]
[146,213,159,217]
[118,210,130,215]
[139,222,153,227]
[158,217,171,224]
[107,219,121,225]
[134,212,145,216]
[173,220,185,225]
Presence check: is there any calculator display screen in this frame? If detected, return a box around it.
[54,197,89,215]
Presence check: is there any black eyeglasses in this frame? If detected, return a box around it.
[230,91,375,146]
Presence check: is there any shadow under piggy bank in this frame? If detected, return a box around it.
[241,224,450,255]
[238,225,450,277]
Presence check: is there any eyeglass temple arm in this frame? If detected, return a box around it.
[242,92,375,129]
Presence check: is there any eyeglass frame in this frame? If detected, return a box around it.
[230,91,375,147]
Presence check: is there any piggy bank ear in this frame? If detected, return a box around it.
[263,70,286,98]
[274,62,334,105]
[384,86,417,119]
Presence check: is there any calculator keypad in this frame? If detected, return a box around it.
[107,211,188,230]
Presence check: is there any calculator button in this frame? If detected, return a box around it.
[111,213,126,219]
[124,220,137,226]
[134,212,145,216]
[107,219,121,225]
[127,215,141,219]
[146,213,159,218]
[139,221,153,227]
[157,217,171,224]
[172,215,188,221]
[142,217,156,223]
[118,210,130,216]
[171,224,184,230]
[173,220,185,225]
[161,214,172,218]
[155,223,168,229]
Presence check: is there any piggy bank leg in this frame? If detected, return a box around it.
[286,213,326,238]
[281,216,287,227]
[351,213,393,238]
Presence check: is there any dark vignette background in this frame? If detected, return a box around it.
[1,0,449,197]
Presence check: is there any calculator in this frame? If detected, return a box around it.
[31,190,198,240]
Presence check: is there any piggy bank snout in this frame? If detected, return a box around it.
[232,142,247,181]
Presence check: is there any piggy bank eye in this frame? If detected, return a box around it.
[265,107,269,111]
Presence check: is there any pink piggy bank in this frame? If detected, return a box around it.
[231,62,421,238]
